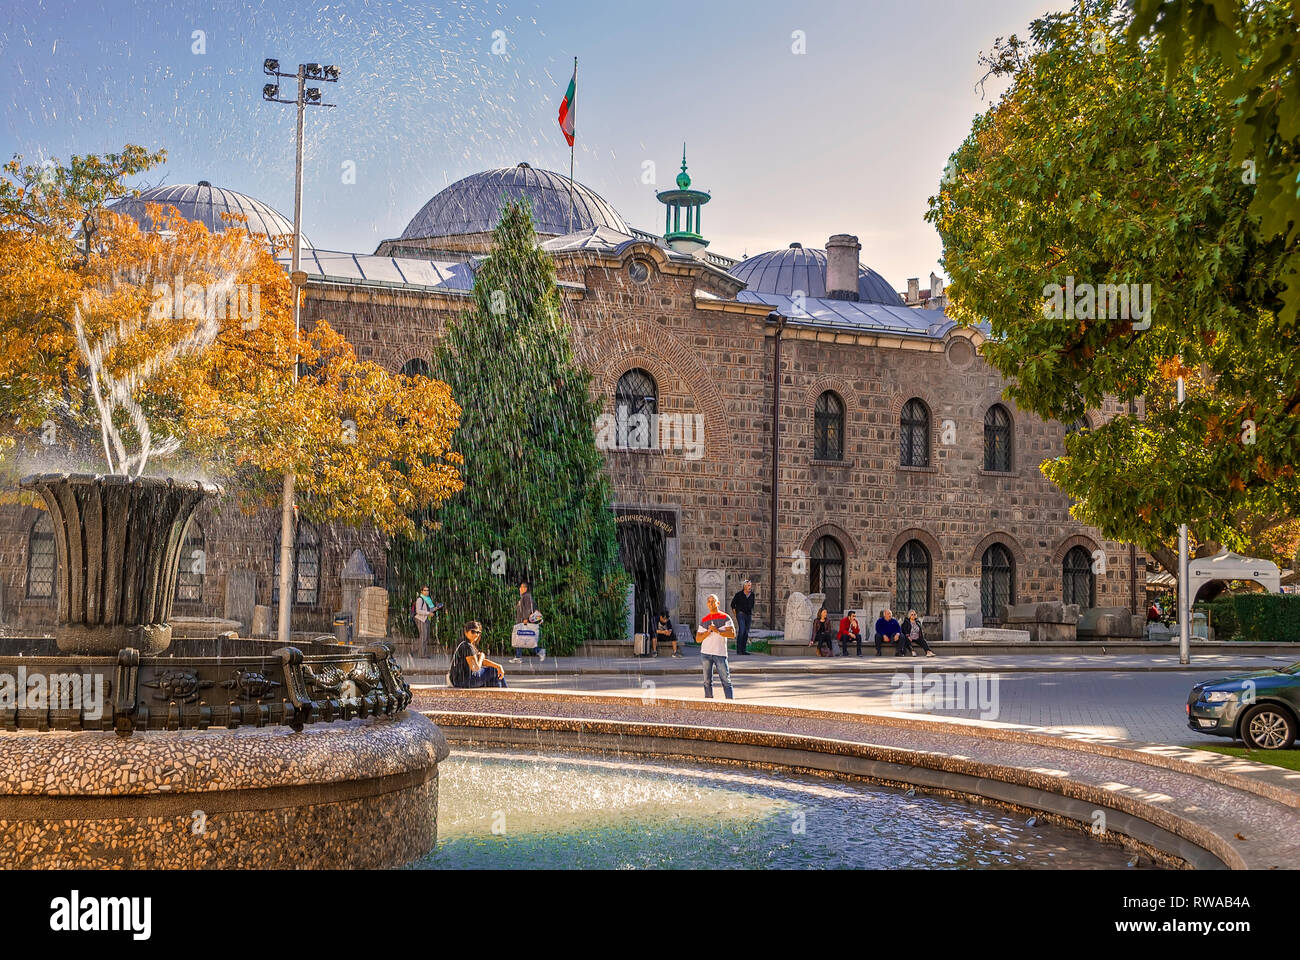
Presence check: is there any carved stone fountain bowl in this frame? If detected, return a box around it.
[0,634,413,737]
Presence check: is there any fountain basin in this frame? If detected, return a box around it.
[20,473,220,655]
[0,711,448,868]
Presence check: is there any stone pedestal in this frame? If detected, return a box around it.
[339,549,375,631]
[695,568,725,624]
[863,590,892,627]
[251,604,273,639]
[945,578,982,629]
[356,586,390,639]
[223,569,258,635]
[783,591,825,645]
[942,600,966,642]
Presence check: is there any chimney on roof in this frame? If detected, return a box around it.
[930,272,943,299]
[907,278,920,302]
[825,234,860,301]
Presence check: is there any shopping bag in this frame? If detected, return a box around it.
[511,621,540,649]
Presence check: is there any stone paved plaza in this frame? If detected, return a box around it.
[408,649,1300,751]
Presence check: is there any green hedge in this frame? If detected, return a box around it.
[1200,594,1300,642]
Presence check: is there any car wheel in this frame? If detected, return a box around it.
[1238,703,1297,751]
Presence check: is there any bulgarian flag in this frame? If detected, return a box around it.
[557,61,576,147]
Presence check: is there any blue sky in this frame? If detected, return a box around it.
[1,0,1065,287]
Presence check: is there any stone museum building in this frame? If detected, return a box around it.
[0,160,1146,642]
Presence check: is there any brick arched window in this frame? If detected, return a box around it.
[274,522,321,607]
[814,391,844,461]
[810,535,845,612]
[900,398,930,467]
[984,404,1013,472]
[896,539,931,615]
[401,357,433,378]
[175,522,206,602]
[26,513,55,600]
[1063,545,1095,608]
[981,543,1015,620]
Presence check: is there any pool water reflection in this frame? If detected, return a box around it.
[415,748,1159,870]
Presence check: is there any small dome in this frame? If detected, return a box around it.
[729,245,902,305]
[400,163,628,240]
[109,182,310,245]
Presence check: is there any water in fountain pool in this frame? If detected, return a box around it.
[415,748,1161,870]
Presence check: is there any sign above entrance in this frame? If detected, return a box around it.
[615,508,677,538]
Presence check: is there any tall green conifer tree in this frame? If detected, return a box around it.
[389,201,627,653]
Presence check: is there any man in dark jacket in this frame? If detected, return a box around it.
[730,580,756,656]
[874,609,902,656]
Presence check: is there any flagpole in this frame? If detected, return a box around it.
[568,56,577,234]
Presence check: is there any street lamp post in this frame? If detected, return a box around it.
[1177,375,1190,665]
[261,58,339,645]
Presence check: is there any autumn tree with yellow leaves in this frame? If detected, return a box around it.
[0,145,463,535]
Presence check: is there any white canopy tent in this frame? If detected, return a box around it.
[1187,550,1281,601]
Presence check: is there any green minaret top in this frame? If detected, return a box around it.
[657,143,710,255]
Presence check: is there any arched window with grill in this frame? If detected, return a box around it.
[900,398,930,467]
[983,404,1013,472]
[1063,545,1096,608]
[26,513,55,599]
[809,535,845,613]
[1065,416,1091,436]
[981,543,1015,621]
[814,391,844,461]
[896,540,931,615]
[615,368,658,450]
[273,522,321,607]
[174,522,206,602]
[400,357,433,379]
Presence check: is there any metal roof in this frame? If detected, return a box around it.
[279,248,475,292]
[729,245,903,305]
[110,182,310,245]
[400,163,629,240]
[738,291,959,339]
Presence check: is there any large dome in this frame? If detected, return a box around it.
[729,244,903,306]
[400,163,629,240]
[109,182,310,245]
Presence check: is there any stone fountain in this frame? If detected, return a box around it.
[0,473,448,869]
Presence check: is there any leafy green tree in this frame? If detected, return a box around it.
[388,200,628,654]
[927,0,1299,574]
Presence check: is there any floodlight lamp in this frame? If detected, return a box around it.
[263,58,279,75]
[306,87,322,103]
[305,62,321,77]
[263,83,280,100]
[324,65,340,81]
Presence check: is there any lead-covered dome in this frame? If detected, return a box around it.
[109,181,310,245]
[729,244,903,305]
[401,162,629,240]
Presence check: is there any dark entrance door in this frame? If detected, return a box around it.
[616,521,666,636]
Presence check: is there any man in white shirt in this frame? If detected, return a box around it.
[696,593,736,700]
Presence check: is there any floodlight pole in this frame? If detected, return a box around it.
[1177,375,1190,665]
[262,59,338,645]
